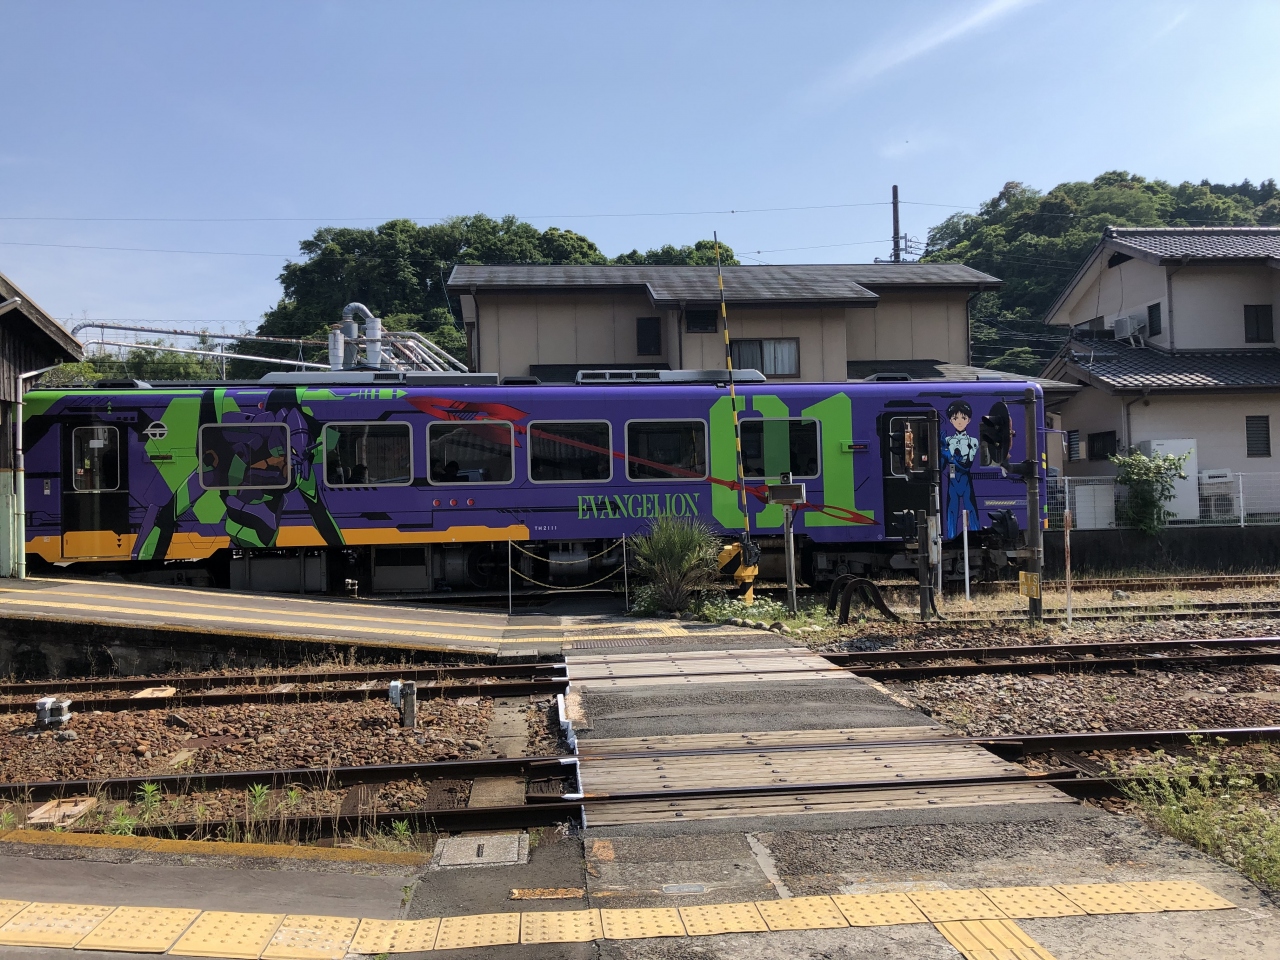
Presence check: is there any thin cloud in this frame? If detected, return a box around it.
[1153,9,1190,40]
[806,0,1034,105]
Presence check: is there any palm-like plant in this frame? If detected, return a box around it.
[628,517,722,612]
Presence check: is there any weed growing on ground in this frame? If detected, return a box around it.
[1120,739,1280,892]
[0,808,16,831]
[697,592,834,629]
[107,805,138,836]
[136,782,161,823]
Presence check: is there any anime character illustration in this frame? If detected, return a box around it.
[941,399,980,540]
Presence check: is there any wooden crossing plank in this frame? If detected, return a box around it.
[577,726,950,755]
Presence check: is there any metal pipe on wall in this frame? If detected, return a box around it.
[14,362,63,579]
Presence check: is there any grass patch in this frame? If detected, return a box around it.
[1120,739,1280,892]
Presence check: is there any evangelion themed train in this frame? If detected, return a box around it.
[22,364,1045,595]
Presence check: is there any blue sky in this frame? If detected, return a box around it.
[2,0,1278,338]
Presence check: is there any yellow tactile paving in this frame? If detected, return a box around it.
[909,889,1007,922]
[980,886,1086,919]
[169,910,286,959]
[1124,881,1237,912]
[1054,883,1163,915]
[260,914,360,960]
[520,909,603,944]
[0,902,114,948]
[935,918,1059,960]
[599,907,687,939]
[0,901,30,928]
[678,901,769,936]
[74,906,201,953]
[831,892,929,926]
[433,912,521,950]
[755,896,849,931]
[349,917,441,954]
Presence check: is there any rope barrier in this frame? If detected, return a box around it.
[510,538,625,564]
[508,565,626,591]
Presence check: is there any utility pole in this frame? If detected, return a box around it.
[892,185,901,263]
[1024,387,1043,622]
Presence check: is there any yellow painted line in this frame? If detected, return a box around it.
[0,883,1237,956]
[74,906,201,953]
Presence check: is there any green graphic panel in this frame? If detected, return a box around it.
[802,392,872,527]
[749,395,788,530]
[146,396,203,494]
[193,490,226,524]
[710,395,745,530]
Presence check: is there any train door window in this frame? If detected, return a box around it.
[198,423,291,490]
[626,420,707,481]
[740,419,819,480]
[71,426,120,492]
[529,420,612,482]
[428,421,514,484]
[323,422,413,487]
[887,416,933,478]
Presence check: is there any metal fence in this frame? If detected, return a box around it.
[1047,473,1280,530]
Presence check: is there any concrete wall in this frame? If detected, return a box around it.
[1171,264,1279,350]
[846,289,971,364]
[1043,526,1280,575]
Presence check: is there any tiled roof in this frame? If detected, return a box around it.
[1058,339,1280,391]
[845,359,1078,395]
[448,263,999,306]
[1107,226,1280,261]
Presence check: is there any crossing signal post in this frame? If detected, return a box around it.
[767,474,806,616]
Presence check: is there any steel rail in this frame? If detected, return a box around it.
[0,678,569,714]
[845,651,1280,680]
[941,599,1280,623]
[825,636,1280,664]
[1,754,575,803]
[0,662,567,697]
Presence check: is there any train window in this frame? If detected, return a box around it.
[323,422,413,487]
[71,425,120,492]
[626,420,708,481]
[529,421,612,482]
[740,419,819,480]
[198,423,291,490]
[428,421,514,484]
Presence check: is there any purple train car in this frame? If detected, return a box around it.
[22,369,1044,594]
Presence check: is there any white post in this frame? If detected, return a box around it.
[1064,509,1073,629]
[1238,473,1246,528]
[784,504,798,616]
[961,509,970,602]
[508,539,513,615]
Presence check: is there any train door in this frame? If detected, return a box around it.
[877,410,937,536]
[62,423,132,558]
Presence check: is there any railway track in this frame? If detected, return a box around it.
[5,725,1277,840]
[826,635,1280,680]
[929,599,1280,624]
[872,573,1280,595]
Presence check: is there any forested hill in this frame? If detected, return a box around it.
[921,172,1280,373]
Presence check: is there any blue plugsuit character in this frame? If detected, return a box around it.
[942,400,980,540]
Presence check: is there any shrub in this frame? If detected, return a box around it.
[1110,450,1188,534]
[628,517,722,612]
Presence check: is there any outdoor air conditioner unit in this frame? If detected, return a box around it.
[1113,312,1148,340]
[1200,469,1234,484]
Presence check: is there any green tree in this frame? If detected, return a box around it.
[924,172,1277,372]
[983,346,1040,375]
[1111,450,1190,534]
[613,239,739,265]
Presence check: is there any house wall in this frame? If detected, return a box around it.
[1170,264,1278,349]
[680,305,849,381]
[1061,258,1167,338]
[845,289,971,364]
[1057,388,1280,477]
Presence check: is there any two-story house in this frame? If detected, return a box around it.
[1041,226,1280,523]
[446,263,1010,384]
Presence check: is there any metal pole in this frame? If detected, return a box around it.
[1238,473,1246,528]
[916,509,930,621]
[508,539,513,615]
[933,482,943,599]
[1064,509,1073,629]
[1024,387,1043,622]
[961,509,970,602]
[622,537,629,611]
[784,504,797,616]
[892,185,901,263]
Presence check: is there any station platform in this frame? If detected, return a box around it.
[0,577,739,660]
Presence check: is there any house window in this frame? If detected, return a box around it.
[729,338,800,377]
[740,419,820,480]
[1066,430,1081,462]
[636,316,662,356]
[1245,305,1274,344]
[1246,416,1271,458]
[427,421,514,484]
[626,420,707,481]
[1147,302,1162,337]
[199,423,290,490]
[323,422,412,487]
[71,426,121,492]
[1087,430,1117,461]
[685,309,718,333]
[529,421,612,482]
